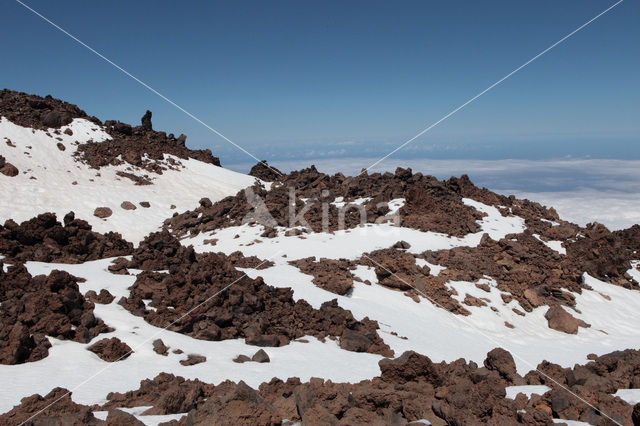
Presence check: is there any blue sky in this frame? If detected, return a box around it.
[1,0,638,164]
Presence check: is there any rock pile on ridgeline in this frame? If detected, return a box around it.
[0,88,96,129]
[75,110,221,173]
[164,166,491,237]
[1,89,223,176]
[248,160,282,182]
[0,265,111,365]
[0,212,132,263]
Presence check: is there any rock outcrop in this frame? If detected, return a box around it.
[0,212,132,263]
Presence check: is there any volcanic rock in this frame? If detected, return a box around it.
[141,110,152,130]
[291,257,354,295]
[180,354,206,366]
[0,155,19,177]
[0,387,99,425]
[86,289,115,304]
[106,409,145,425]
[0,212,132,263]
[544,305,581,334]
[101,373,216,415]
[0,89,90,129]
[93,207,112,218]
[249,161,282,182]
[252,349,270,363]
[119,235,392,356]
[121,201,137,210]
[153,339,169,356]
[87,337,132,362]
[0,266,111,364]
[484,347,520,384]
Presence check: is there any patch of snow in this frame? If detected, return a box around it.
[627,261,640,285]
[331,197,371,209]
[540,218,560,226]
[612,388,640,405]
[386,198,405,215]
[505,385,551,399]
[552,420,591,426]
[532,234,566,255]
[415,259,445,276]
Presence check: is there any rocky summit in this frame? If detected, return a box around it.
[1,90,640,425]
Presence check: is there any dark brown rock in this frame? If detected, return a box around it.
[153,339,169,356]
[252,349,270,363]
[120,201,137,210]
[545,305,580,334]
[180,354,206,366]
[93,207,113,219]
[0,212,132,263]
[87,337,132,362]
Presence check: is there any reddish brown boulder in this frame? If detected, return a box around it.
[180,354,206,366]
[86,289,115,304]
[0,387,98,425]
[248,161,282,182]
[544,305,580,334]
[153,339,169,356]
[484,347,520,384]
[93,207,113,218]
[379,351,441,384]
[121,201,137,210]
[106,409,145,425]
[87,337,132,362]
[101,373,216,415]
[251,349,270,363]
[0,155,19,177]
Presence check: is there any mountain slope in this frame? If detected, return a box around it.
[1,90,640,425]
[0,90,256,243]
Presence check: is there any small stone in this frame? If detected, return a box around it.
[93,207,113,218]
[180,354,206,366]
[153,339,169,356]
[251,349,270,363]
[121,201,136,210]
[233,354,251,363]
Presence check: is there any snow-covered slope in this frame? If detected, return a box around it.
[2,93,640,425]
[0,117,256,243]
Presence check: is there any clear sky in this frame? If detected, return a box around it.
[1,0,638,164]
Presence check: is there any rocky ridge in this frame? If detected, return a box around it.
[3,348,640,425]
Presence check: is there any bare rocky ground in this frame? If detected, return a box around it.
[166,165,640,334]
[2,348,640,425]
[115,231,392,357]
